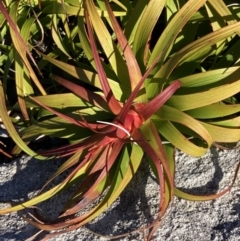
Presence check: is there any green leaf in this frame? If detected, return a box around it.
[86,0,131,87]
[155,20,240,80]
[133,0,166,66]
[148,0,208,70]
[166,77,240,111]
[51,14,71,58]
[176,67,240,87]
[5,1,46,95]
[185,103,240,119]
[200,122,240,142]
[40,53,130,101]
[0,80,46,160]
[158,120,207,156]
[42,2,127,17]
[153,105,212,156]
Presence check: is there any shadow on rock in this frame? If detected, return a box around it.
[85,159,159,240]
[176,147,224,196]
[212,194,240,241]
[0,156,66,241]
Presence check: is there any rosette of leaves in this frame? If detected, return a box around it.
[1,0,240,240]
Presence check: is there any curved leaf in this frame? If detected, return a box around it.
[200,122,240,142]
[0,81,47,160]
[166,78,240,111]
[148,0,208,70]
[155,120,208,157]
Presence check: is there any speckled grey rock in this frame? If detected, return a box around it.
[0,146,239,241]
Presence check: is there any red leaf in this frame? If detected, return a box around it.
[138,80,181,120]
[84,4,122,115]
[60,141,124,217]
[29,95,102,130]
[0,1,40,74]
[52,75,111,112]
[104,0,142,90]
[118,55,167,122]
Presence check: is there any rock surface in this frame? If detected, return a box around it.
[0,147,240,241]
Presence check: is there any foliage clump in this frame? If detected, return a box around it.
[0,0,240,240]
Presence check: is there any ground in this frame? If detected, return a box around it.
[0,147,239,241]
